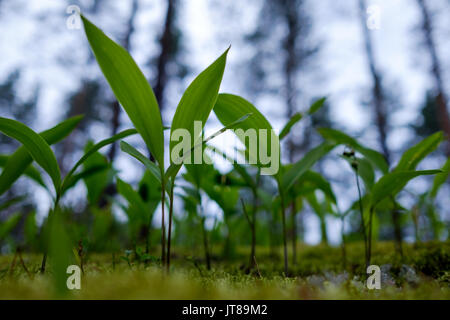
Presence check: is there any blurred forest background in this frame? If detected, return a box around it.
[0,0,449,251]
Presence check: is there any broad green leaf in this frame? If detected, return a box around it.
[0,212,21,241]
[165,114,251,182]
[0,117,61,194]
[297,171,337,204]
[117,178,149,221]
[282,142,336,192]
[139,170,162,204]
[371,170,441,206]
[40,115,84,144]
[279,113,303,141]
[355,157,375,191]
[62,164,110,197]
[395,132,443,172]
[430,158,450,199]
[61,129,137,193]
[341,156,375,191]
[81,15,165,169]
[82,141,112,205]
[0,195,26,212]
[169,48,229,170]
[0,116,82,196]
[308,97,327,115]
[305,192,326,218]
[184,144,215,189]
[120,141,161,183]
[206,145,257,190]
[24,211,38,248]
[214,93,280,176]
[0,155,46,189]
[318,128,389,174]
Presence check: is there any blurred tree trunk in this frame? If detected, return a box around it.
[357,0,391,165]
[108,0,139,162]
[279,0,318,270]
[153,0,177,112]
[416,0,450,156]
[283,1,299,163]
[58,0,105,174]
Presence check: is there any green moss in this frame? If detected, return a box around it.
[0,241,448,299]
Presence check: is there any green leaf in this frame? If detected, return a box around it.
[81,141,112,205]
[282,142,336,192]
[341,156,375,191]
[355,158,375,191]
[165,113,251,182]
[24,211,38,248]
[318,128,389,174]
[0,117,61,194]
[305,192,325,218]
[40,115,84,144]
[296,171,337,204]
[214,93,280,175]
[117,178,149,221]
[61,129,137,194]
[279,113,303,141]
[0,212,21,241]
[81,15,165,170]
[395,132,443,172]
[120,141,161,184]
[62,164,110,197]
[205,145,257,190]
[430,158,450,199]
[169,48,229,170]
[308,97,327,115]
[371,170,441,206]
[0,155,46,189]
[0,116,82,196]
[0,195,26,212]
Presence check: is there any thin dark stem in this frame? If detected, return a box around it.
[197,189,210,270]
[279,190,289,276]
[291,200,297,265]
[160,180,166,266]
[166,182,175,272]
[18,248,31,279]
[201,217,211,271]
[354,169,368,268]
[250,193,257,268]
[390,196,404,259]
[241,198,255,269]
[340,216,347,270]
[368,207,374,267]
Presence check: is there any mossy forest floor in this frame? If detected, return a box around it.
[0,241,449,299]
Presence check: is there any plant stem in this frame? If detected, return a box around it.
[354,169,368,268]
[201,217,211,270]
[368,207,374,267]
[241,198,255,269]
[390,197,404,259]
[392,208,404,259]
[160,181,166,266]
[340,215,347,270]
[166,182,175,272]
[279,190,289,276]
[291,200,297,265]
[40,194,60,274]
